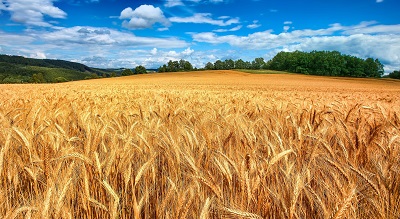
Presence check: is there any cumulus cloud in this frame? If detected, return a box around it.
[0,26,189,69]
[120,5,170,30]
[39,26,187,48]
[0,0,67,26]
[170,13,239,26]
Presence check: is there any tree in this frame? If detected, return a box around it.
[388,70,400,79]
[111,72,117,77]
[32,73,45,83]
[121,69,133,76]
[234,59,246,69]
[158,64,167,73]
[167,60,180,72]
[375,59,384,78]
[224,59,234,69]
[135,65,147,74]
[205,62,214,70]
[180,60,193,71]
[214,60,225,70]
[251,57,265,69]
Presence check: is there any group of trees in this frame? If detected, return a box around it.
[120,65,147,76]
[268,51,384,77]
[158,60,194,72]
[387,70,400,79]
[204,57,267,71]
[157,50,387,78]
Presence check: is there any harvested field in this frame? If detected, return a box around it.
[1,70,400,218]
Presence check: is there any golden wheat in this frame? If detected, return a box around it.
[0,70,399,218]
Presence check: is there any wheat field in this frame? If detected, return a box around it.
[1,70,400,218]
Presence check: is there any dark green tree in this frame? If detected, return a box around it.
[214,60,225,70]
[234,59,246,69]
[121,69,133,76]
[388,70,400,79]
[205,62,214,70]
[224,59,235,70]
[251,57,265,69]
[135,65,147,74]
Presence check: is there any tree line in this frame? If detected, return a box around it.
[158,50,387,78]
[387,70,400,79]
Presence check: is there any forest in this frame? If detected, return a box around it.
[159,50,386,78]
[0,55,115,83]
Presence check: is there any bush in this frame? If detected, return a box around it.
[54,77,69,83]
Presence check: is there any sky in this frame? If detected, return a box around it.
[0,0,399,72]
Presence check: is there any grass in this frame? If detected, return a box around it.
[0,70,400,218]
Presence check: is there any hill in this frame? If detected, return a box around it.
[0,55,113,83]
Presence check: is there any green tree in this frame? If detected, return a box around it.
[375,59,384,78]
[205,62,214,70]
[121,69,133,76]
[214,60,225,70]
[32,73,45,83]
[158,64,167,73]
[234,59,246,69]
[135,65,147,74]
[224,59,235,69]
[388,70,400,79]
[251,57,265,69]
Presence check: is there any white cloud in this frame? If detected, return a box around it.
[170,13,239,26]
[247,20,261,29]
[343,22,400,35]
[30,52,47,59]
[0,26,189,69]
[283,26,290,32]
[284,21,293,25]
[0,0,66,26]
[214,25,242,32]
[40,26,187,48]
[120,5,170,29]
[376,0,383,3]
[150,48,158,55]
[165,0,184,7]
[182,47,194,56]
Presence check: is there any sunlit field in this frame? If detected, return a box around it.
[1,70,400,218]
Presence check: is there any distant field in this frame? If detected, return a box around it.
[1,70,400,218]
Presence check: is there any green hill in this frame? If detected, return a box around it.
[0,55,113,83]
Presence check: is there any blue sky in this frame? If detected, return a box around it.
[0,0,399,72]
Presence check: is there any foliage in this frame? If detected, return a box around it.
[387,70,400,79]
[0,63,94,83]
[158,59,193,72]
[268,51,384,77]
[135,65,147,74]
[157,50,386,79]
[0,54,93,72]
[121,69,133,76]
